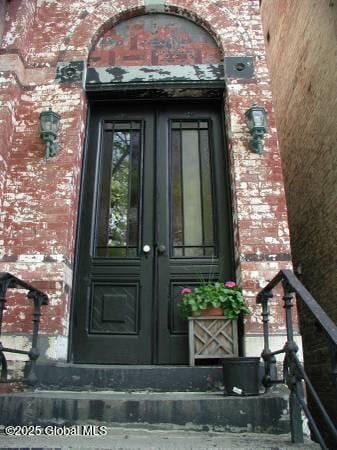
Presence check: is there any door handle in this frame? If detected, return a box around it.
[157,244,166,255]
[143,244,151,254]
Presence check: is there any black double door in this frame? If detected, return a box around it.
[72,100,233,364]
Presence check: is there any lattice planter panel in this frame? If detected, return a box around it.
[188,316,239,366]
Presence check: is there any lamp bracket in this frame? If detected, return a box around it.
[40,131,58,159]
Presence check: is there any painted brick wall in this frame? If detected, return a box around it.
[1,0,37,61]
[0,0,293,362]
[0,72,20,247]
[261,0,337,444]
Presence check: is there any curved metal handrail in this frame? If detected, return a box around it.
[257,270,337,346]
[0,272,48,384]
[257,270,337,449]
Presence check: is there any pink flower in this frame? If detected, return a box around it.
[181,288,192,295]
[225,281,236,288]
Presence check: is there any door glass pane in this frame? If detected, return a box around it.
[171,130,183,249]
[110,130,130,250]
[95,122,141,257]
[170,120,216,257]
[200,129,215,246]
[182,129,203,257]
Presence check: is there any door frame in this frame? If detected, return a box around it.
[68,90,236,364]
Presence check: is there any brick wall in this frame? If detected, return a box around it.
[261,0,337,445]
[0,0,293,362]
[1,0,37,60]
[0,73,19,220]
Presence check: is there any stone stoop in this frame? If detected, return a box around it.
[33,363,226,392]
[0,390,291,434]
[0,364,294,435]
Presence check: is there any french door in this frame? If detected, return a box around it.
[72,100,233,364]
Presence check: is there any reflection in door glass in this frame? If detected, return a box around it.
[96,122,141,257]
[171,121,216,257]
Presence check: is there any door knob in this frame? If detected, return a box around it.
[157,244,166,255]
[143,244,151,254]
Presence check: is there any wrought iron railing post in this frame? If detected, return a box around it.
[282,280,297,345]
[260,290,276,391]
[0,342,8,382]
[282,279,303,444]
[288,374,304,443]
[0,275,13,336]
[24,290,48,384]
[0,275,12,382]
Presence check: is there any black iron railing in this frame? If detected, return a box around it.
[0,272,48,385]
[257,269,337,449]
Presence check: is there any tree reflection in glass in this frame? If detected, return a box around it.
[109,131,131,248]
[108,127,141,256]
[96,122,141,257]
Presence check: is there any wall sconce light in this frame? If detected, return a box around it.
[39,107,61,159]
[245,104,268,154]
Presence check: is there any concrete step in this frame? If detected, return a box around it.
[0,426,320,449]
[34,363,228,392]
[0,389,290,434]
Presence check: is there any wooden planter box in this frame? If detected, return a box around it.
[188,316,239,366]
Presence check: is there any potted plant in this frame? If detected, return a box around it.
[180,281,257,372]
[179,281,250,319]
[179,282,260,394]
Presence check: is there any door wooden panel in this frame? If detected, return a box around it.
[72,100,233,364]
[90,282,140,334]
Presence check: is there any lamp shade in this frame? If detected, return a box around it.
[40,107,60,134]
[245,105,267,131]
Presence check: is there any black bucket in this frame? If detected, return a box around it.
[222,357,261,396]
